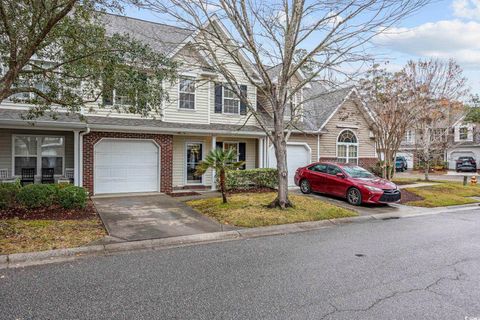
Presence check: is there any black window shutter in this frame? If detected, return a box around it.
[214,83,223,113]
[216,141,223,150]
[240,85,247,115]
[238,142,246,169]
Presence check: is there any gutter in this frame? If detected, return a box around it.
[0,119,87,129]
[86,124,267,137]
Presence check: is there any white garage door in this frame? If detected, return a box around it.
[94,139,159,194]
[449,151,475,170]
[397,152,414,169]
[269,144,311,186]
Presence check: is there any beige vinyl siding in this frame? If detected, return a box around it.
[0,129,74,177]
[287,133,318,163]
[163,78,210,124]
[172,135,257,188]
[319,100,376,158]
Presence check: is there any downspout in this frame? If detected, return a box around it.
[317,133,320,161]
[79,126,90,187]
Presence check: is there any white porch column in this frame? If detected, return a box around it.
[73,130,80,186]
[211,135,217,190]
[258,138,264,168]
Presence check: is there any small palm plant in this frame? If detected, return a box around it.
[195,148,244,203]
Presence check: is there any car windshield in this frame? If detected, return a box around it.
[342,166,375,178]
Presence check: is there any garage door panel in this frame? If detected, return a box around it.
[94,140,159,194]
[269,144,310,186]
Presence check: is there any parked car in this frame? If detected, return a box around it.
[395,156,408,172]
[294,162,401,206]
[455,156,477,172]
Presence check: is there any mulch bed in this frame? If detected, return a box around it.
[399,189,424,204]
[229,187,276,194]
[0,199,97,220]
[168,191,201,197]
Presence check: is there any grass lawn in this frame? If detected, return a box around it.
[0,218,106,255]
[404,182,480,207]
[187,192,356,228]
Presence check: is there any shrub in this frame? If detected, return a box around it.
[0,180,21,209]
[17,184,56,209]
[220,168,278,191]
[57,186,88,209]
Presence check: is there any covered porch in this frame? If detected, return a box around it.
[0,127,84,186]
[172,134,268,191]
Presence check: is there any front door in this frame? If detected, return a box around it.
[186,143,203,184]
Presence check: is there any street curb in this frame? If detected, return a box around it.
[2,205,480,270]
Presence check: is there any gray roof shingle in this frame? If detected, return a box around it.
[302,85,354,131]
[0,108,264,134]
[101,13,194,54]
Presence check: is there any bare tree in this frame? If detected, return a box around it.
[360,65,416,180]
[136,0,430,208]
[404,59,467,180]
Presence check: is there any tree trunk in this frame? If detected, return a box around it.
[219,169,228,203]
[268,133,292,209]
[424,160,430,181]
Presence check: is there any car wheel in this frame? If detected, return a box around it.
[347,187,362,206]
[300,179,312,194]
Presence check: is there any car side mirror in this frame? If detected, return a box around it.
[336,173,345,178]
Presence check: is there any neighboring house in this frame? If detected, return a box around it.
[0,14,377,193]
[446,118,479,170]
[259,81,377,185]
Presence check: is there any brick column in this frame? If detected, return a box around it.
[82,131,173,194]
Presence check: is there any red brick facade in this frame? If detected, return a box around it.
[82,131,173,194]
[319,157,378,169]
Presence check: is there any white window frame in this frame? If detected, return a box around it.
[184,141,204,185]
[459,126,468,140]
[223,86,240,115]
[178,78,196,110]
[404,130,414,144]
[223,141,240,161]
[336,130,359,164]
[12,135,65,177]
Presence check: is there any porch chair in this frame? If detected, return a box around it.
[21,168,35,186]
[41,168,55,184]
[65,168,74,184]
[0,169,8,181]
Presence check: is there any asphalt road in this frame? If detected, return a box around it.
[2,210,480,320]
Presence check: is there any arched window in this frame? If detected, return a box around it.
[337,130,358,164]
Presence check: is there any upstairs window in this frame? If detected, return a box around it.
[459,127,468,140]
[178,78,195,109]
[223,87,240,114]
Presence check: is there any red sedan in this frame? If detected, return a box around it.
[294,162,401,206]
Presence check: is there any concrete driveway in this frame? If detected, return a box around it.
[93,194,226,241]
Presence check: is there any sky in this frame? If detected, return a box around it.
[123,0,480,95]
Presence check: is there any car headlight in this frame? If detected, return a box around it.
[365,185,383,192]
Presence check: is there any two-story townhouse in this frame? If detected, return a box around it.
[0,13,378,193]
[0,13,266,195]
[446,117,479,170]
